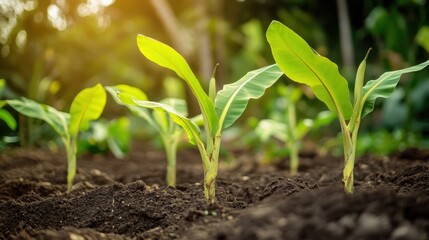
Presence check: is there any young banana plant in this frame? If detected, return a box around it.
[116,35,283,206]
[7,84,106,191]
[106,84,187,187]
[256,85,335,174]
[267,20,429,193]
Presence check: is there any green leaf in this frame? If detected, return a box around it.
[136,34,218,134]
[69,84,106,137]
[0,108,17,130]
[160,98,188,116]
[361,60,429,117]
[107,117,130,159]
[7,97,69,139]
[312,111,336,130]
[132,98,201,145]
[255,119,286,142]
[266,21,353,120]
[416,26,429,53]
[105,85,156,129]
[154,98,188,133]
[215,64,283,129]
[106,84,148,103]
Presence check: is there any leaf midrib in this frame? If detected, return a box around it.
[277,27,343,116]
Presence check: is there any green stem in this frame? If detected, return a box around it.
[66,143,77,191]
[342,114,361,193]
[289,142,299,175]
[287,100,299,175]
[162,136,178,187]
[203,134,221,206]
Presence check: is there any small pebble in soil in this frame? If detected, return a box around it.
[241,176,250,181]
[391,224,425,240]
[69,233,84,240]
[338,214,357,229]
[355,212,391,237]
[326,222,345,237]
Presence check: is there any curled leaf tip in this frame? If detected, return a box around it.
[364,48,372,59]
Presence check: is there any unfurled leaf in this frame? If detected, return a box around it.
[131,98,201,145]
[160,98,188,116]
[266,21,353,120]
[361,60,429,117]
[107,117,131,159]
[136,34,218,134]
[69,84,106,137]
[154,98,188,133]
[105,84,156,129]
[0,108,17,130]
[256,119,286,142]
[7,97,69,139]
[215,64,283,130]
[106,84,148,103]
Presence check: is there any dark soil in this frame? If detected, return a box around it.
[1,144,428,240]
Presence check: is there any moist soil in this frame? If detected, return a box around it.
[1,144,429,240]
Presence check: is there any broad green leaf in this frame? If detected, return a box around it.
[132,98,201,145]
[107,117,130,159]
[312,111,336,130]
[296,119,313,139]
[255,119,286,142]
[154,98,188,133]
[215,64,283,129]
[106,84,148,103]
[160,98,188,116]
[361,60,429,117]
[136,34,218,134]
[0,108,17,130]
[105,85,156,128]
[190,114,204,126]
[7,98,69,139]
[69,84,106,137]
[266,21,353,120]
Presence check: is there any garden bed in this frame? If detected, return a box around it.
[1,145,428,239]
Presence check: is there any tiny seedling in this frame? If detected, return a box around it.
[267,20,429,193]
[106,84,188,187]
[116,35,283,205]
[7,84,106,191]
[255,85,335,174]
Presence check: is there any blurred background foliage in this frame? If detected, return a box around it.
[0,0,428,156]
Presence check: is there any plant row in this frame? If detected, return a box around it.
[1,21,428,207]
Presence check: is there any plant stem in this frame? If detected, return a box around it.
[287,100,298,175]
[289,142,299,175]
[342,115,361,193]
[66,143,77,191]
[162,136,178,187]
[203,134,221,206]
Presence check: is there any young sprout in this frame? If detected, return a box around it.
[106,84,187,187]
[7,84,106,191]
[116,35,283,206]
[267,20,429,193]
[255,85,335,174]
